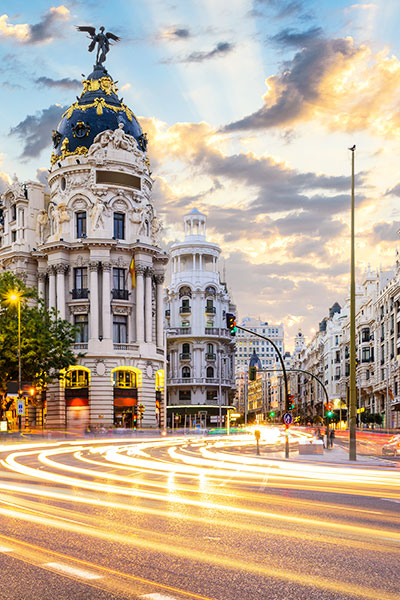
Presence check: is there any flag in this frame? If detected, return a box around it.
[129,256,135,288]
[389,388,394,400]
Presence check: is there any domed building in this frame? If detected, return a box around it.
[164,209,236,428]
[0,59,167,430]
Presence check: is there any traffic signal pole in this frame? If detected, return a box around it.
[236,324,290,458]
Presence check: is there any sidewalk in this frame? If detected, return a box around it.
[241,443,400,468]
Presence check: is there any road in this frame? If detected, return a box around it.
[0,429,399,600]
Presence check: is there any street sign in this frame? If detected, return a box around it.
[282,412,293,425]
[16,399,25,416]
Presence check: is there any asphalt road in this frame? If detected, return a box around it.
[0,429,399,600]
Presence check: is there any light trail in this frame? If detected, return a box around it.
[1,436,399,600]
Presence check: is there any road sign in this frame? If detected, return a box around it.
[16,399,25,416]
[282,412,293,425]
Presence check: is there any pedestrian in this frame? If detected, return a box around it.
[318,428,325,448]
[329,429,335,448]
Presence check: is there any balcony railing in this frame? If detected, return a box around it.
[113,343,139,351]
[204,327,230,336]
[179,305,191,314]
[112,289,129,300]
[168,328,192,336]
[74,343,88,350]
[71,288,89,299]
[169,377,233,385]
[205,306,216,314]
[179,352,191,360]
[206,353,216,360]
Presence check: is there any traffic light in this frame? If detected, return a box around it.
[133,405,138,428]
[270,411,275,417]
[326,410,333,418]
[287,394,295,410]
[226,313,237,336]
[249,366,257,381]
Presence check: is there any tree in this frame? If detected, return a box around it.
[0,272,77,409]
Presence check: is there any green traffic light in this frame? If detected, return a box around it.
[326,410,333,417]
[270,412,275,417]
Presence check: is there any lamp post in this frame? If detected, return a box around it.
[349,145,357,461]
[8,291,22,431]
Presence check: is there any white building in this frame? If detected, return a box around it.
[235,318,285,420]
[0,60,168,430]
[164,209,236,427]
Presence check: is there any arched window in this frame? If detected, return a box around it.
[113,369,137,388]
[182,366,191,379]
[63,366,90,388]
[206,366,214,378]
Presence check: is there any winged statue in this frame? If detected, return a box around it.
[76,26,121,66]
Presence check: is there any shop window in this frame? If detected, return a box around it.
[64,368,89,388]
[113,369,137,388]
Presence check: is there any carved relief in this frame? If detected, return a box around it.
[90,198,110,230]
[36,209,49,244]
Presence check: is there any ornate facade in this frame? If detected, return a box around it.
[0,62,167,430]
[164,210,236,427]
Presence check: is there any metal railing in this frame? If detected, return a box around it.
[71,288,89,299]
[179,306,191,314]
[112,289,129,300]
[179,352,191,360]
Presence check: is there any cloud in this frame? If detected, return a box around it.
[253,0,311,20]
[0,5,70,45]
[0,171,11,193]
[385,183,400,197]
[224,36,400,138]
[269,26,323,48]
[36,168,49,189]
[35,76,81,90]
[163,41,234,64]
[160,26,191,41]
[371,221,400,242]
[9,104,68,158]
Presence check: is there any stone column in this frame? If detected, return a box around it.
[199,253,202,270]
[89,262,99,341]
[102,262,111,340]
[48,266,56,311]
[135,264,146,343]
[37,272,46,300]
[56,264,67,320]
[155,274,164,348]
[145,267,153,343]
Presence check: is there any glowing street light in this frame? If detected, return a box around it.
[7,290,23,431]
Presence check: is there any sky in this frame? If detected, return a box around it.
[1,0,400,350]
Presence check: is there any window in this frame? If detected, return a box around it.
[182,366,190,378]
[207,390,217,402]
[11,231,16,242]
[113,369,136,388]
[76,211,87,238]
[395,380,398,396]
[113,212,125,239]
[206,366,214,378]
[206,299,215,313]
[74,267,87,290]
[207,343,214,354]
[113,315,127,343]
[182,343,190,354]
[11,205,16,221]
[179,390,191,403]
[64,368,89,388]
[113,268,125,290]
[362,347,370,363]
[361,328,370,343]
[74,314,88,343]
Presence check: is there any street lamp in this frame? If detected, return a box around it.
[7,290,22,431]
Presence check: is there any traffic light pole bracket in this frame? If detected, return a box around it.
[236,324,290,458]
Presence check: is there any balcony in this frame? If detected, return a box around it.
[168,327,192,336]
[74,343,88,350]
[112,289,129,300]
[179,305,191,314]
[204,327,231,337]
[205,306,216,314]
[168,377,233,386]
[179,352,191,360]
[71,288,89,299]
[113,343,139,351]
[206,352,216,361]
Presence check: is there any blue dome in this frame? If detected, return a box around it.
[51,65,147,165]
